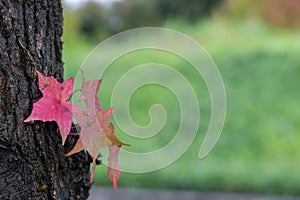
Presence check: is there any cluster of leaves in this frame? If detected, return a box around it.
[24,70,128,189]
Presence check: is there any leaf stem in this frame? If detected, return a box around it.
[67,88,82,101]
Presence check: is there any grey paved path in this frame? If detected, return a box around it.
[89,187,299,200]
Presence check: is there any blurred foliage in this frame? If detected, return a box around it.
[77,2,111,42]
[152,0,222,22]
[112,0,161,31]
[220,0,300,28]
[68,0,223,42]
[264,0,300,28]
[64,0,300,43]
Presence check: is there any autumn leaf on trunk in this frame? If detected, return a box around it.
[67,72,129,188]
[24,70,75,144]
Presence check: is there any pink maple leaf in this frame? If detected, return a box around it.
[78,69,102,113]
[78,71,129,147]
[72,109,112,159]
[108,145,121,190]
[67,108,114,183]
[67,72,129,188]
[24,70,74,144]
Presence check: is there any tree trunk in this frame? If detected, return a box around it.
[0,1,91,199]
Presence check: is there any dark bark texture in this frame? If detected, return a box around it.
[0,1,91,199]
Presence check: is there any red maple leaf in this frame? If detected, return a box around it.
[24,70,74,144]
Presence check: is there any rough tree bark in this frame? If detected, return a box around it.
[0,1,91,199]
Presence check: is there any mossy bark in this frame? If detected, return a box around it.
[0,1,91,199]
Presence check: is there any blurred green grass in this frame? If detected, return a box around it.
[62,18,300,194]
